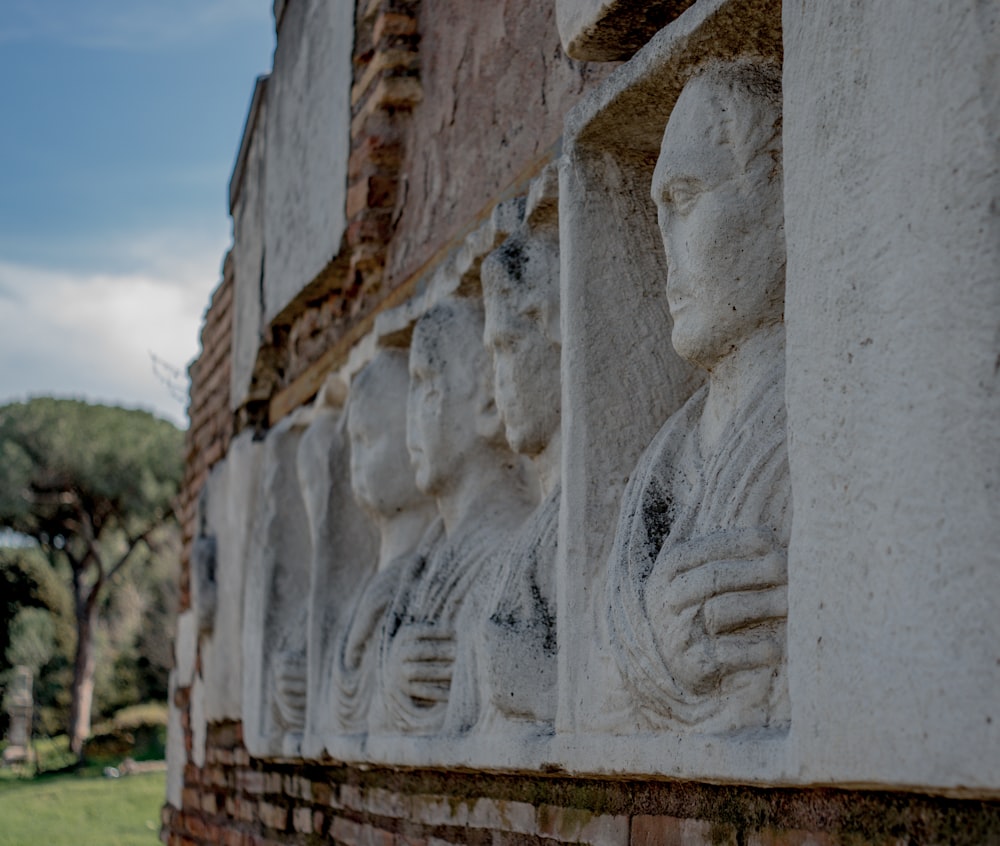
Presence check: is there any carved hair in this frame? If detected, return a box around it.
[687,58,782,173]
[351,347,409,407]
[481,165,561,348]
[412,296,504,444]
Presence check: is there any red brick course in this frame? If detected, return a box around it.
[162,720,1000,846]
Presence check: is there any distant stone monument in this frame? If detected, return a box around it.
[3,667,33,765]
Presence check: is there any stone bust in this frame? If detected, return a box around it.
[331,349,436,733]
[377,296,532,735]
[477,168,562,728]
[606,59,791,734]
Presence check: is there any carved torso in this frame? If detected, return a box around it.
[607,353,791,734]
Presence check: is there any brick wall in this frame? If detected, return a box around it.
[164,2,1000,845]
[162,723,1000,846]
[261,0,614,424]
[269,0,424,419]
[177,254,234,608]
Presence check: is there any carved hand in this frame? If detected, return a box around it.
[385,622,456,707]
[645,527,787,697]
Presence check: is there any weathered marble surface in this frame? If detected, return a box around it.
[477,164,562,731]
[375,297,533,736]
[170,0,999,797]
[229,76,268,411]
[783,0,1000,791]
[263,0,353,323]
[199,433,263,725]
[242,413,313,758]
[606,61,789,735]
[329,351,434,736]
[299,377,379,757]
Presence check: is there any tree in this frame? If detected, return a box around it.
[0,398,183,756]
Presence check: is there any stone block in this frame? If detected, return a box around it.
[200,791,218,815]
[200,434,263,725]
[631,817,736,846]
[230,75,268,413]
[263,0,354,323]
[409,794,469,828]
[237,770,267,795]
[223,830,248,846]
[165,672,187,809]
[293,775,312,801]
[293,806,313,833]
[783,0,1000,791]
[258,800,289,832]
[745,831,833,846]
[360,787,412,820]
[237,798,257,824]
[556,0,696,61]
[537,807,629,846]
[311,781,335,808]
[332,816,365,846]
[313,809,327,835]
[189,676,207,768]
[467,798,538,835]
[173,611,197,688]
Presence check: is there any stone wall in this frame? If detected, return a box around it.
[164,0,1000,843]
[178,256,234,606]
[163,723,1000,846]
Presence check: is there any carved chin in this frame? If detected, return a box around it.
[670,323,717,369]
[505,419,549,457]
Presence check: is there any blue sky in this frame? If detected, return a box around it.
[0,1,275,426]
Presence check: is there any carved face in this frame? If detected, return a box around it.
[348,351,421,516]
[651,74,785,371]
[406,302,489,496]
[482,234,561,457]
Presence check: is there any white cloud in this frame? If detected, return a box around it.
[0,230,229,427]
[0,0,271,50]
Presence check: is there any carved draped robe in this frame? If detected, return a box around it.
[330,542,428,735]
[376,519,502,735]
[607,355,791,734]
[478,483,560,728]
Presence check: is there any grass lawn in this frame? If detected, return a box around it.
[0,770,165,846]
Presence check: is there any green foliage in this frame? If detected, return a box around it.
[0,399,184,749]
[0,549,74,736]
[0,398,184,546]
[5,608,55,674]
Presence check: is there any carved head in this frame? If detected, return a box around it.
[651,60,785,371]
[481,209,561,457]
[348,349,423,517]
[406,297,501,495]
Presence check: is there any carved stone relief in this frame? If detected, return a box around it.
[330,350,436,735]
[375,296,534,736]
[188,0,999,795]
[198,433,263,726]
[605,60,789,734]
[298,377,380,757]
[243,413,314,758]
[476,164,563,731]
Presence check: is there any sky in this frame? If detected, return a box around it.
[0,1,275,427]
